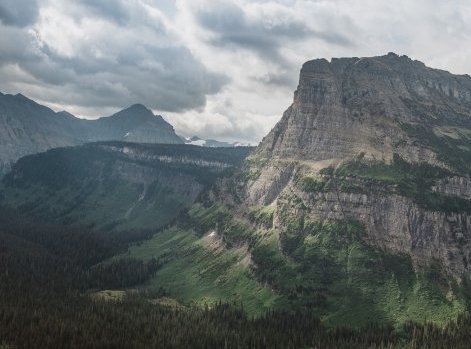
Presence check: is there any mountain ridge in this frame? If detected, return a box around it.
[0,142,252,231]
[0,93,183,175]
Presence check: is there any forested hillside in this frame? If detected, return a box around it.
[0,142,251,230]
[2,208,471,349]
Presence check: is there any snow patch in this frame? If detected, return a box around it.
[188,139,206,146]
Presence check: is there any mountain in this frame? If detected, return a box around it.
[115,53,471,326]
[0,93,183,175]
[247,52,471,277]
[0,142,251,231]
[0,93,85,175]
[87,104,183,144]
[231,53,471,324]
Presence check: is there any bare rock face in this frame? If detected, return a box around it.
[255,52,471,165]
[241,53,471,277]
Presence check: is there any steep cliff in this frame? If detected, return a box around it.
[255,52,471,165]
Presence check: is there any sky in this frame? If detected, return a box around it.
[1,0,471,144]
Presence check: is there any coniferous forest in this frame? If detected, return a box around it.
[1,207,471,349]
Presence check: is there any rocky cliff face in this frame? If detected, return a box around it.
[255,52,471,165]
[0,94,183,175]
[240,53,471,278]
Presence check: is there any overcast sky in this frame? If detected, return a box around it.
[1,0,470,144]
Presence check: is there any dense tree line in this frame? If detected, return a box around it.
[3,207,471,348]
[3,287,471,349]
[0,207,157,292]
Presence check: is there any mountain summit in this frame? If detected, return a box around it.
[88,104,182,144]
[256,52,471,165]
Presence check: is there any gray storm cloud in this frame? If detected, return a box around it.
[0,0,228,113]
[194,1,352,87]
[0,0,39,27]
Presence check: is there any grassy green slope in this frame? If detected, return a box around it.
[4,128,471,327]
[119,200,467,327]
[125,225,280,316]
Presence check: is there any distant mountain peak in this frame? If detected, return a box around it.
[110,104,155,120]
[14,93,28,99]
[12,93,40,106]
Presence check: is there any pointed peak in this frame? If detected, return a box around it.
[110,104,155,121]
[126,103,150,112]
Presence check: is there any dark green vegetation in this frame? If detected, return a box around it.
[401,123,471,173]
[333,153,471,213]
[4,208,471,349]
[0,142,252,230]
[275,214,467,326]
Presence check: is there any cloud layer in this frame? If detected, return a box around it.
[1,0,471,143]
